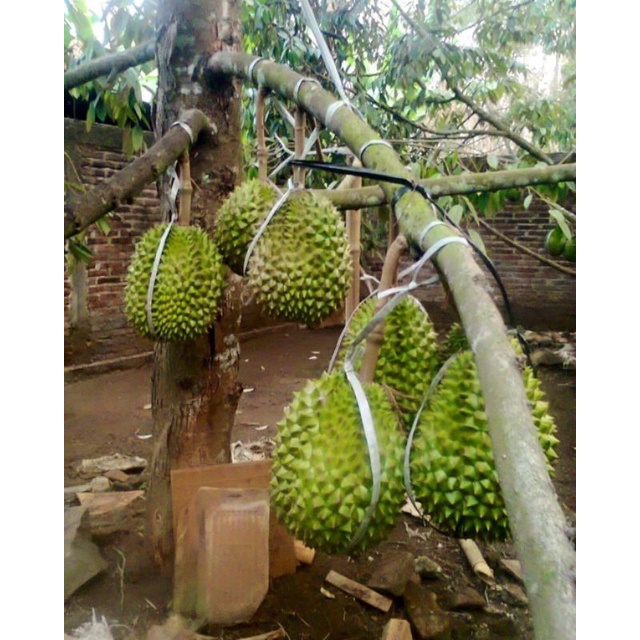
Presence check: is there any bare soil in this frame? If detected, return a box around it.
[64,323,576,640]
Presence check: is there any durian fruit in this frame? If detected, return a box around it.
[409,349,559,541]
[124,224,226,341]
[247,192,352,326]
[271,370,406,554]
[334,296,441,428]
[437,322,468,365]
[214,179,280,274]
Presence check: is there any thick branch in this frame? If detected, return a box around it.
[64,109,213,239]
[208,52,576,640]
[313,163,576,210]
[64,40,156,91]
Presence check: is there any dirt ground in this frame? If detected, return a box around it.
[64,323,576,640]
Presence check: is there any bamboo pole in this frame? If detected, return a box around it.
[293,107,306,186]
[208,52,576,640]
[178,152,192,226]
[359,235,407,384]
[256,87,268,183]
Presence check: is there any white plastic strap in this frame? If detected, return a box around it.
[398,236,469,281]
[358,139,394,161]
[145,219,175,337]
[343,358,382,551]
[243,179,296,275]
[418,220,447,246]
[298,0,350,103]
[293,77,321,103]
[247,57,265,81]
[170,120,195,145]
[269,127,320,179]
[403,353,462,518]
[325,100,350,129]
[274,100,296,128]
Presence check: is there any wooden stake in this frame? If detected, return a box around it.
[293,107,306,186]
[359,235,408,384]
[458,538,496,586]
[256,87,268,183]
[178,152,192,226]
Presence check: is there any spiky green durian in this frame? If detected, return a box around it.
[124,224,226,341]
[271,370,406,554]
[334,296,441,428]
[247,192,352,326]
[214,179,280,274]
[437,322,469,365]
[409,349,559,541]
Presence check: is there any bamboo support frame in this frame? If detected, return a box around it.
[256,87,268,183]
[359,235,408,384]
[208,52,576,640]
[178,153,192,226]
[293,107,306,186]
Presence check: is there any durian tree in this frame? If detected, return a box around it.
[64,1,576,637]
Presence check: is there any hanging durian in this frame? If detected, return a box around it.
[124,223,226,341]
[214,179,280,274]
[334,296,441,427]
[247,191,351,326]
[409,348,559,541]
[270,370,406,554]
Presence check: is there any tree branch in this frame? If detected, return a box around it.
[313,163,576,210]
[64,39,156,91]
[64,109,213,239]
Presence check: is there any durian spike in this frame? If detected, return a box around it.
[293,107,306,186]
[360,235,408,384]
[256,86,268,183]
[178,152,192,226]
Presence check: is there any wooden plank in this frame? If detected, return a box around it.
[381,619,413,640]
[325,570,393,613]
[195,487,270,624]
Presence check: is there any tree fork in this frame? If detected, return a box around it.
[64,108,213,239]
[208,52,576,640]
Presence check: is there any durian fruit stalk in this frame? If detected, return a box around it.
[270,370,406,554]
[247,191,352,326]
[409,349,559,541]
[124,223,226,342]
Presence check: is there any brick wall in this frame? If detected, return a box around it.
[64,119,163,366]
[64,118,575,367]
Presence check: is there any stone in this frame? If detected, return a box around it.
[90,476,112,492]
[367,551,418,597]
[501,583,529,606]
[381,618,413,640]
[104,469,130,483]
[76,453,147,478]
[64,506,107,600]
[403,582,452,640]
[414,555,443,580]
[77,490,145,537]
[499,558,524,583]
[445,586,486,611]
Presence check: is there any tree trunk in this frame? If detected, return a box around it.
[146,0,243,570]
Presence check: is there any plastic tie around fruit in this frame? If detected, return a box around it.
[403,352,462,521]
[242,178,297,275]
[145,165,181,337]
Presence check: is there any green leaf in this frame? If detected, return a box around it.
[487,154,499,170]
[523,194,533,209]
[549,209,572,239]
[448,203,464,225]
[467,229,487,256]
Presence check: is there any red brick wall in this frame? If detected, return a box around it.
[64,119,162,366]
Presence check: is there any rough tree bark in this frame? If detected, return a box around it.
[146,0,244,570]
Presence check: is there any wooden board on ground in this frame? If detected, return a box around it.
[171,461,296,615]
[325,570,393,613]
